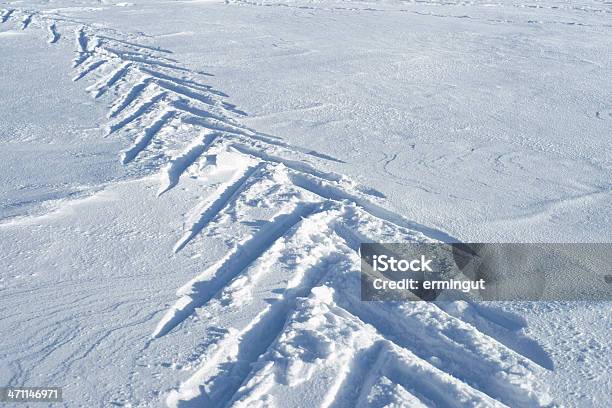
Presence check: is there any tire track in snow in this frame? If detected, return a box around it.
[333,286,551,407]
[121,108,176,164]
[8,11,555,407]
[172,161,264,253]
[21,13,34,30]
[327,340,508,408]
[47,22,60,44]
[87,61,132,98]
[157,133,218,196]
[1,9,14,24]
[155,199,324,339]
[165,206,346,407]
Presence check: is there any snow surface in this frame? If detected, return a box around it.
[0,0,610,407]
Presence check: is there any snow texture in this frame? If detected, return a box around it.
[0,1,610,407]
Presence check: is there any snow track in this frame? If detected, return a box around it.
[2,8,556,407]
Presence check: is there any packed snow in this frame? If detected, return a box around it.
[0,0,610,407]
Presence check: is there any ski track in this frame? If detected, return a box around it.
[2,7,556,407]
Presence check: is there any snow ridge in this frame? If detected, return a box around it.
[2,9,555,407]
